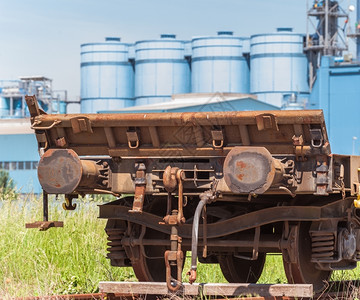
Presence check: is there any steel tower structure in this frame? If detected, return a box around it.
[347,0,360,60]
[305,0,349,89]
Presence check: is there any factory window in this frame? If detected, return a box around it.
[25,161,31,170]
[0,161,38,171]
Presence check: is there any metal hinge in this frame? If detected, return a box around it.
[70,117,93,134]
[255,113,279,131]
[310,128,323,148]
[126,129,140,149]
[211,129,224,148]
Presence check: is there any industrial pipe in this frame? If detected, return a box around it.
[188,185,218,284]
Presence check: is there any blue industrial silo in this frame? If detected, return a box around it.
[134,34,191,106]
[250,28,309,107]
[52,101,67,114]
[281,93,308,110]
[191,31,250,93]
[80,37,134,113]
[0,96,9,117]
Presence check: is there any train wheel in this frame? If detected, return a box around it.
[130,197,184,282]
[282,222,332,292]
[218,253,266,283]
[131,227,170,281]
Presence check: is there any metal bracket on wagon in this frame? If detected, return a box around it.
[25,191,64,231]
[63,195,77,210]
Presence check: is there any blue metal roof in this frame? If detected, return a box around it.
[98,93,279,114]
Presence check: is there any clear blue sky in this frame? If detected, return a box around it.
[0,0,356,101]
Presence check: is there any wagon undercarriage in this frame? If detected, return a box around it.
[101,196,360,291]
[25,95,360,292]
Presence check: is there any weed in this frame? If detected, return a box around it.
[1,193,360,297]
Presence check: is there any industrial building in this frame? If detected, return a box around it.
[80,28,311,111]
[1,0,360,193]
[0,77,69,193]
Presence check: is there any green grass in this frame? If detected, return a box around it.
[1,195,360,297]
[0,196,135,297]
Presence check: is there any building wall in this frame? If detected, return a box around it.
[0,133,41,193]
[309,56,360,155]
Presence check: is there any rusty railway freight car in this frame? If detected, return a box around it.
[25,95,360,292]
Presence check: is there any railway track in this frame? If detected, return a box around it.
[19,292,357,300]
[20,293,105,300]
[25,280,358,300]
[19,281,360,300]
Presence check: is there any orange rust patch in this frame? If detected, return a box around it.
[237,173,244,181]
[236,161,247,169]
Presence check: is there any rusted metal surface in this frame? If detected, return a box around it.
[70,116,93,134]
[29,92,336,196]
[161,168,187,290]
[223,147,285,194]
[100,198,353,240]
[38,149,83,194]
[63,195,77,210]
[314,155,330,196]
[119,235,282,252]
[129,163,146,213]
[26,95,328,158]
[25,191,64,231]
[38,149,109,195]
[28,108,326,127]
[281,223,332,293]
[25,221,64,231]
[105,220,129,267]
[26,96,360,291]
[164,246,184,292]
[27,94,337,197]
[163,166,179,192]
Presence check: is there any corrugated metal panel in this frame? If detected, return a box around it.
[80,37,134,113]
[134,34,191,106]
[191,31,250,93]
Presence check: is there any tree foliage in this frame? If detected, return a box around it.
[0,169,15,195]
